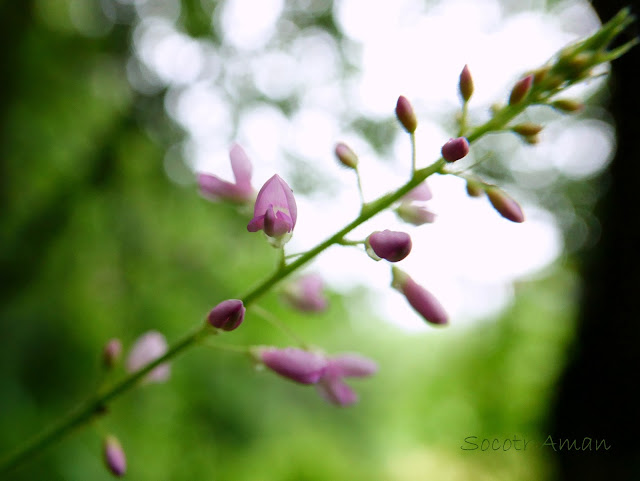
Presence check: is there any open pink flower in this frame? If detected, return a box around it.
[247,174,297,238]
[316,354,378,406]
[282,274,328,312]
[198,144,254,203]
[126,331,171,383]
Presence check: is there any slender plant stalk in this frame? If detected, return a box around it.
[1,9,635,471]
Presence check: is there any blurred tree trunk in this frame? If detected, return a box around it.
[549,3,640,480]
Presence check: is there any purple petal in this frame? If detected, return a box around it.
[330,354,378,378]
[252,175,297,229]
[229,143,253,194]
[404,182,432,201]
[198,173,243,201]
[316,377,359,406]
[263,206,294,237]
[247,214,265,232]
[260,347,328,384]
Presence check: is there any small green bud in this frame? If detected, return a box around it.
[551,99,584,113]
[465,179,485,198]
[511,123,543,137]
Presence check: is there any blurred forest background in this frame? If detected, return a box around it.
[0,0,638,480]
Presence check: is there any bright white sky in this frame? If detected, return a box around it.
[128,0,613,330]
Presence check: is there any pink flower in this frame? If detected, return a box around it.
[441,137,470,162]
[198,144,254,203]
[404,182,433,202]
[126,331,171,383]
[207,299,246,331]
[247,174,297,239]
[282,274,328,312]
[103,435,126,477]
[392,267,448,325]
[257,347,328,384]
[366,230,412,262]
[316,354,378,406]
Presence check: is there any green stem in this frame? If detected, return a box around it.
[0,74,580,474]
[410,133,417,173]
[0,325,208,474]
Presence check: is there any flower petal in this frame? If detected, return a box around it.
[260,347,328,384]
[229,143,253,192]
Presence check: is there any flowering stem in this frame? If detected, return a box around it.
[251,305,309,349]
[0,324,209,474]
[3,10,634,469]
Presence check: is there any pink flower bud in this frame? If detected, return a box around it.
[395,202,436,226]
[257,347,328,384]
[207,299,246,331]
[508,74,534,105]
[334,142,358,169]
[485,186,525,223]
[282,274,328,312]
[198,144,254,203]
[126,331,170,383]
[441,137,470,162]
[395,95,417,134]
[103,435,126,477]
[391,267,448,325]
[102,338,122,369]
[247,174,297,241]
[459,64,474,102]
[366,230,412,262]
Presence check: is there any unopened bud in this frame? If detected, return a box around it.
[334,142,358,169]
[551,99,584,113]
[459,64,474,102]
[103,435,126,477]
[465,179,485,198]
[102,338,122,369]
[486,186,525,223]
[531,66,550,85]
[207,299,246,331]
[511,123,543,137]
[441,137,470,162]
[395,203,436,226]
[366,230,412,262]
[395,96,417,134]
[391,267,448,325]
[508,75,534,105]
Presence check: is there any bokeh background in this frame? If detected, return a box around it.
[0,0,638,480]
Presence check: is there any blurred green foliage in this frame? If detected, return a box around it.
[0,1,593,480]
